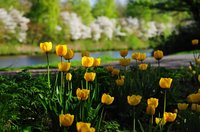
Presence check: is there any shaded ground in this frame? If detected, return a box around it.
[0,54,194,75]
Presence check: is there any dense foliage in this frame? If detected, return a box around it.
[0,64,200,131]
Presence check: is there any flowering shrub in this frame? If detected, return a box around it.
[60,11,176,41]
[0,8,29,43]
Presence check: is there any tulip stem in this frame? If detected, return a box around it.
[151,115,153,125]
[162,90,167,130]
[46,53,51,88]
[133,106,136,132]
[164,90,166,114]
[81,102,84,121]
[157,60,160,67]
[97,106,104,132]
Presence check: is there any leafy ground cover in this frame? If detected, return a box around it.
[1,42,200,131]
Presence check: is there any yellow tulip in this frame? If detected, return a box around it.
[159,78,173,89]
[138,63,148,70]
[93,58,101,67]
[66,73,72,81]
[56,44,67,57]
[115,78,124,86]
[82,56,94,68]
[111,69,120,76]
[192,39,199,45]
[127,95,142,106]
[188,66,192,70]
[76,122,95,132]
[120,49,128,57]
[155,117,166,126]
[146,105,156,115]
[40,42,52,53]
[164,112,177,122]
[173,109,178,113]
[58,62,71,72]
[106,66,114,72]
[119,58,131,67]
[187,93,200,103]
[147,98,159,108]
[198,74,200,82]
[195,59,200,65]
[84,72,96,82]
[101,93,114,105]
[64,49,74,60]
[138,53,146,61]
[76,88,90,101]
[59,114,74,127]
[198,88,200,93]
[191,103,198,111]
[192,70,196,75]
[177,103,188,111]
[132,52,140,60]
[81,51,90,57]
[197,104,200,112]
[153,50,164,60]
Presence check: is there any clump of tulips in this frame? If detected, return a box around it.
[39,42,116,131]
[38,41,200,131]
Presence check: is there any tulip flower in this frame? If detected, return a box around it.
[115,78,124,86]
[81,51,90,57]
[64,49,74,60]
[132,52,140,61]
[106,66,114,72]
[191,104,200,112]
[198,88,200,93]
[119,58,131,67]
[82,56,94,68]
[159,78,173,89]
[127,95,142,106]
[120,49,128,57]
[59,114,74,127]
[138,63,148,70]
[84,72,96,82]
[111,69,120,76]
[195,59,200,65]
[177,103,189,111]
[192,70,196,75]
[76,88,90,101]
[154,50,164,60]
[187,93,200,103]
[56,44,67,57]
[76,122,95,132]
[164,112,177,122]
[155,117,166,126]
[58,62,71,72]
[138,53,146,61]
[146,105,156,115]
[66,73,72,81]
[192,39,199,45]
[93,58,101,67]
[101,93,114,105]
[40,42,52,53]
[198,74,200,82]
[147,98,159,108]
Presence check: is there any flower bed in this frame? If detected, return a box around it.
[0,41,200,131]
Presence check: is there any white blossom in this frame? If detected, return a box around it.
[0,8,29,42]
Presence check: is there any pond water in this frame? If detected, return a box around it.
[0,49,152,68]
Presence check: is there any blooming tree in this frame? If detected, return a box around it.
[0,8,29,43]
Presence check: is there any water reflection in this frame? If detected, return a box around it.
[0,49,152,68]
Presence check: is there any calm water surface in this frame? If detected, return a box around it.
[0,50,152,68]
